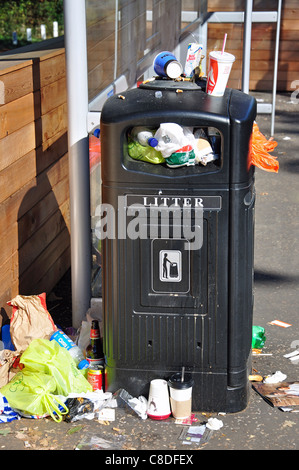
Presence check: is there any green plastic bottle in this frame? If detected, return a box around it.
[252,325,266,349]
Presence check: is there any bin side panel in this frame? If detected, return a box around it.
[228,181,255,388]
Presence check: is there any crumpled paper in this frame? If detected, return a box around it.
[206,417,223,430]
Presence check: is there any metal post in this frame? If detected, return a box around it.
[271,0,282,136]
[63,0,91,328]
[242,0,253,94]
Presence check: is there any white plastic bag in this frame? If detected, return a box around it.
[154,123,193,158]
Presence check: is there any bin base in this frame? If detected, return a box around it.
[104,366,250,413]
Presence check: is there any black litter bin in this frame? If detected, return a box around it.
[99,80,256,412]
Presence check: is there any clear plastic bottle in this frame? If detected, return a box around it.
[130,127,158,147]
[50,329,89,369]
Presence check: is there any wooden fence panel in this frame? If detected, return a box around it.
[0,44,70,325]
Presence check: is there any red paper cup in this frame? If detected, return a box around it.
[206,51,235,97]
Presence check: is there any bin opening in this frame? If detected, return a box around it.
[124,124,222,177]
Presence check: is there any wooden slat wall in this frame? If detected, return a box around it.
[0,46,70,324]
[207,0,299,91]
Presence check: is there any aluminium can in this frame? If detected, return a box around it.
[87,365,104,391]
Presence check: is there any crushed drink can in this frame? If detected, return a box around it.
[87,365,104,391]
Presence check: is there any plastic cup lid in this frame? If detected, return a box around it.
[209,51,235,63]
[168,372,194,389]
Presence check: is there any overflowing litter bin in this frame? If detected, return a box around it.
[99,79,256,412]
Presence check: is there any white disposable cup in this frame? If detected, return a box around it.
[147,379,171,420]
[206,51,235,97]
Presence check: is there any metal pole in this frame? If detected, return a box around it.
[63,0,91,328]
[271,0,282,136]
[242,0,253,94]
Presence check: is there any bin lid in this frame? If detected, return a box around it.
[139,76,207,92]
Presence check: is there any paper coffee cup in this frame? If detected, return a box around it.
[168,372,194,419]
[154,51,183,79]
[147,379,171,420]
[206,51,235,97]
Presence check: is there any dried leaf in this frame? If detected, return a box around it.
[67,425,84,435]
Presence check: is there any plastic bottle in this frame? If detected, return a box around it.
[130,127,158,147]
[86,320,105,366]
[50,329,89,369]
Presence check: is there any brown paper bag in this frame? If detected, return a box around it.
[0,350,21,388]
[8,293,56,352]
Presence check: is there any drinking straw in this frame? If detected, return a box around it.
[221,33,227,54]
[181,366,185,382]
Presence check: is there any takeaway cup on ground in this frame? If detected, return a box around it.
[147,379,171,420]
[168,372,194,419]
[206,51,235,97]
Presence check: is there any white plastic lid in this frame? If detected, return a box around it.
[209,51,235,63]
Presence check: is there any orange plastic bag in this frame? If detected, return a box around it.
[249,122,279,173]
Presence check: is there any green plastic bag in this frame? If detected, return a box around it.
[252,325,266,349]
[0,369,68,422]
[1,339,92,422]
[19,339,92,396]
[128,139,165,164]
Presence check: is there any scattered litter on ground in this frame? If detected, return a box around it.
[75,432,126,450]
[1,291,298,451]
[174,413,198,425]
[179,424,206,445]
[252,381,299,412]
[268,320,292,328]
[0,394,20,423]
[263,371,287,384]
[178,417,224,446]
[112,389,148,420]
[249,374,263,382]
[284,349,299,364]
[252,350,273,356]
[66,424,84,435]
[252,325,266,350]
[206,417,223,430]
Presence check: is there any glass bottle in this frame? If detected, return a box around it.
[86,320,104,366]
